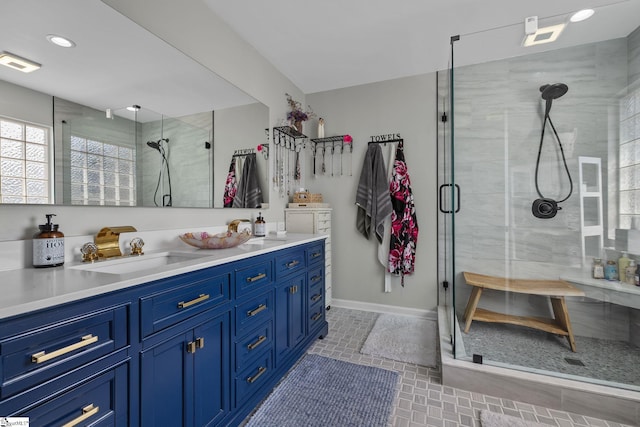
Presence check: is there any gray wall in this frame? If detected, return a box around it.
[306,74,438,311]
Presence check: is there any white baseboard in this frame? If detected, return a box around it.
[330,298,437,320]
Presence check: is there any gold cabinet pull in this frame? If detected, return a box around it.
[247,272,267,282]
[246,366,266,384]
[187,341,197,353]
[311,293,322,302]
[247,304,266,317]
[285,260,300,268]
[62,404,99,427]
[247,335,266,351]
[178,293,210,309]
[289,285,298,294]
[311,312,323,321]
[311,252,321,258]
[31,334,98,364]
[310,275,322,283]
[195,337,205,349]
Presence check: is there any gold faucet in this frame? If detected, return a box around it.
[95,226,137,259]
[228,219,251,232]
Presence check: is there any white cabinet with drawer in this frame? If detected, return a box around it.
[285,208,332,308]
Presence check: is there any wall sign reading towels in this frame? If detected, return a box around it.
[369,133,401,143]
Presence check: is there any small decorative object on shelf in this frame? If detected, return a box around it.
[318,118,325,138]
[285,93,315,133]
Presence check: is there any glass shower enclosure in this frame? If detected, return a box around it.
[438,3,640,401]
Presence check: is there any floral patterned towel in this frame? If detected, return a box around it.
[388,141,418,285]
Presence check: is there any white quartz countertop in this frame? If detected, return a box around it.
[0,233,326,320]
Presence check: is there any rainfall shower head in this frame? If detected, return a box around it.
[146,141,160,151]
[540,83,568,101]
[540,83,568,116]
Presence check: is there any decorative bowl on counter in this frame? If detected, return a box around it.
[179,229,252,249]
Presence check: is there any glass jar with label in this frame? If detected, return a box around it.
[604,260,618,281]
[592,258,604,279]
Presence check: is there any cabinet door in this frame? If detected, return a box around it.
[140,330,192,426]
[193,313,230,427]
[140,312,230,427]
[274,273,306,366]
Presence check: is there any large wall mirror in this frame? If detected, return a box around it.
[0,0,269,208]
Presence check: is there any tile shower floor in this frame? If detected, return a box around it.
[305,307,634,427]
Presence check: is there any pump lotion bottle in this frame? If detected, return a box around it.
[33,214,65,268]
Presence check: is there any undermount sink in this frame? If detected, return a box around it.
[69,251,210,275]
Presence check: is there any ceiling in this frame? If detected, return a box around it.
[1,0,639,118]
[205,0,640,94]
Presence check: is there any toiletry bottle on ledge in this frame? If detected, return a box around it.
[33,213,65,268]
[618,252,631,282]
[254,212,266,237]
[604,260,618,281]
[625,259,637,285]
[592,258,604,279]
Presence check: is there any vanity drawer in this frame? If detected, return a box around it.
[275,249,306,279]
[308,303,325,332]
[306,243,324,266]
[9,363,128,425]
[308,268,324,309]
[235,259,273,298]
[235,291,274,336]
[235,351,273,406]
[0,305,128,399]
[235,321,273,372]
[140,270,230,338]
[308,265,324,292]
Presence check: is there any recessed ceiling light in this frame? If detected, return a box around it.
[126,105,141,112]
[570,9,595,23]
[0,51,41,73]
[46,34,76,48]
[523,23,566,47]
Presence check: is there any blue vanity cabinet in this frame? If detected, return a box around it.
[0,238,329,427]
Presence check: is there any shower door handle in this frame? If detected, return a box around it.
[439,184,460,213]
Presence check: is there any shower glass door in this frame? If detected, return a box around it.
[440,9,640,392]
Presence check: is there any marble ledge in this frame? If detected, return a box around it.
[561,272,640,310]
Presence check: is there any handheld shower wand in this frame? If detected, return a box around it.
[146,138,172,206]
[532,83,573,219]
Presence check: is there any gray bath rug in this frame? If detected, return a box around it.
[246,354,399,427]
[480,410,545,427]
[360,313,438,367]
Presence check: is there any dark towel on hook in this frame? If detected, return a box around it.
[356,144,392,243]
[233,153,263,208]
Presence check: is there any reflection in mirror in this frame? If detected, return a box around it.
[0,0,269,208]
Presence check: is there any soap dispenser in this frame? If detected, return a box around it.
[33,214,65,268]
[254,212,266,237]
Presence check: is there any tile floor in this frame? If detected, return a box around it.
[306,307,634,427]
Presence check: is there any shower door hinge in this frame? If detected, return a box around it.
[442,280,449,290]
[441,112,448,123]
